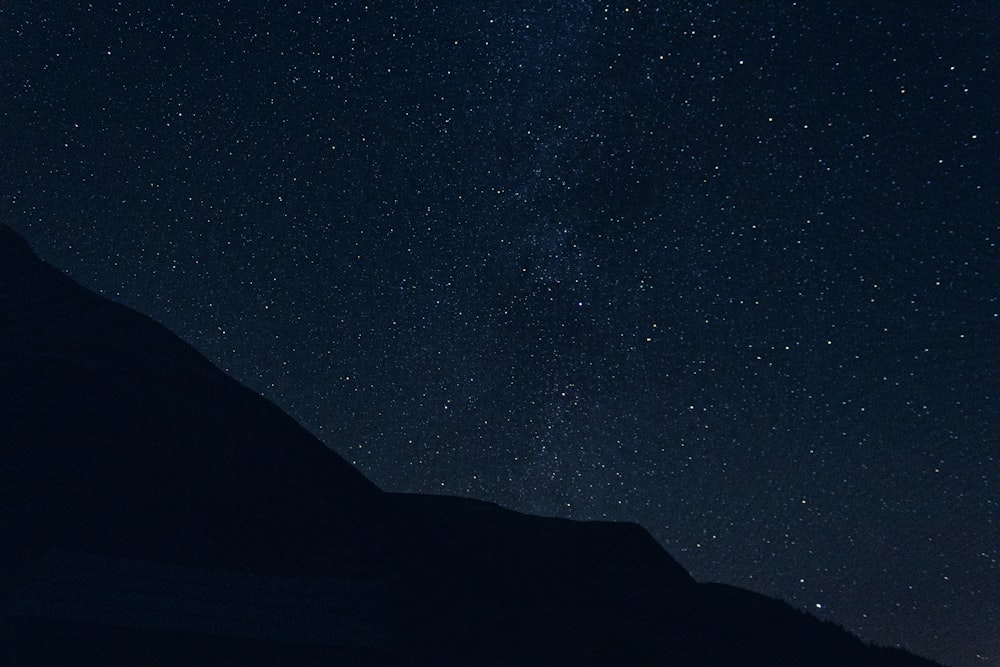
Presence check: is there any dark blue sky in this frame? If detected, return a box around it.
[2,2,997,665]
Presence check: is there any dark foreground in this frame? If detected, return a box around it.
[0,224,944,665]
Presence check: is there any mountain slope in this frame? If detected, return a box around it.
[0,225,944,666]
[0,224,386,579]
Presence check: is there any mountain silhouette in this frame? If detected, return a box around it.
[0,225,945,666]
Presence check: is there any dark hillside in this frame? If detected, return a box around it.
[0,226,945,666]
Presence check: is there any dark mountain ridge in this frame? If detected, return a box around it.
[0,225,945,665]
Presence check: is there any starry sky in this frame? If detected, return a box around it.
[1,2,997,665]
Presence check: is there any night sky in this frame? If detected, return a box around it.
[1,2,997,665]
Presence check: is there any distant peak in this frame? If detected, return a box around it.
[0,225,47,285]
[0,223,36,258]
